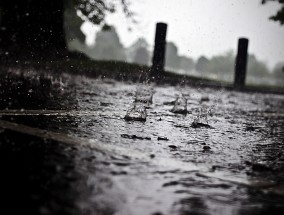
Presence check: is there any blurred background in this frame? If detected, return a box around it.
[0,2,284,214]
[65,0,284,86]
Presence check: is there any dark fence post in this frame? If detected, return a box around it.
[151,22,167,77]
[234,38,249,89]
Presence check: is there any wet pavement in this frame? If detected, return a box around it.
[0,68,284,215]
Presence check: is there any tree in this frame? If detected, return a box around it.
[75,0,133,25]
[272,62,284,86]
[205,51,235,80]
[247,54,270,77]
[133,47,150,65]
[0,0,132,60]
[195,56,209,72]
[262,0,284,25]
[197,51,270,81]
[165,42,180,70]
[126,38,150,64]
[65,0,86,45]
[87,26,127,61]
[272,62,284,78]
[179,56,195,72]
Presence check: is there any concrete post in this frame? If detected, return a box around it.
[151,23,167,76]
[234,38,249,88]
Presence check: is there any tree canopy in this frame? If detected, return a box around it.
[262,0,284,25]
[165,42,180,70]
[0,0,134,61]
[74,0,133,26]
[86,26,127,61]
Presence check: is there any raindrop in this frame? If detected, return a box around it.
[135,84,154,104]
[171,94,187,114]
[191,106,213,128]
[124,103,147,121]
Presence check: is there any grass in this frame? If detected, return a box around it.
[1,57,283,94]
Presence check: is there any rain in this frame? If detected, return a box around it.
[0,0,284,215]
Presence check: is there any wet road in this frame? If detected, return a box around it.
[0,69,284,215]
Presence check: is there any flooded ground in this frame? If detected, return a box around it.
[0,69,284,215]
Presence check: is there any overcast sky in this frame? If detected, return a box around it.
[82,0,284,68]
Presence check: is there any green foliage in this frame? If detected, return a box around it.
[262,0,284,25]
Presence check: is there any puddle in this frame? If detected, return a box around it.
[1,69,284,214]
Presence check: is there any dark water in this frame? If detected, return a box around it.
[0,69,284,215]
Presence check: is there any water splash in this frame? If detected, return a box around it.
[191,105,213,128]
[134,84,154,105]
[171,94,187,114]
[124,103,147,121]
